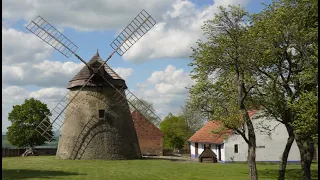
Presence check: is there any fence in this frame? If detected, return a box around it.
[2,147,57,157]
[163,149,190,156]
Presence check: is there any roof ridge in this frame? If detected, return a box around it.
[97,59,124,80]
[67,51,126,89]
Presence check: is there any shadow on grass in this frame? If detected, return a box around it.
[2,169,85,180]
[259,169,319,180]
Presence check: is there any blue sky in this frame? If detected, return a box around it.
[2,0,272,132]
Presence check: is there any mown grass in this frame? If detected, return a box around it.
[2,156,318,180]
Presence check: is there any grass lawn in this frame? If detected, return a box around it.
[2,156,318,180]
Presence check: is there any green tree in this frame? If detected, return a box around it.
[6,98,52,150]
[291,91,318,142]
[248,0,318,179]
[189,5,259,179]
[160,113,189,150]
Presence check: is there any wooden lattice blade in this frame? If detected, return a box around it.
[124,89,161,125]
[110,9,156,56]
[26,16,78,58]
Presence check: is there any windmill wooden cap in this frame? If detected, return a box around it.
[67,51,127,89]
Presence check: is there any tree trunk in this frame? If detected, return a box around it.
[278,124,295,180]
[244,108,258,180]
[246,120,258,180]
[295,137,314,180]
[237,71,258,180]
[248,143,258,180]
[22,147,37,156]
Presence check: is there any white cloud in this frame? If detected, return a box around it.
[113,67,134,80]
[2,27,82,88]
[148,65,185,83]
[123,0,250,62]
[132,65,195,119]
[2,86,30,105]
[3,60,83,88]
[2,27,53,65]
[2,86,30,132]
[2,0,174,31]
[29,88,68,101]
[3,0,251,63]
[2,26,136,88]
[2,86,68,109]
[147,65,194,94]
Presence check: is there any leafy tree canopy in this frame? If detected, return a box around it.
[160,113,189,150]
[6,98,52,148]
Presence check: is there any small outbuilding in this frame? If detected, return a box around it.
[132,111,164,156]
[188,120,231,162]
[198,147,217,163]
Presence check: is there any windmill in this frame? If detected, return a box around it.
[26,10,161,160]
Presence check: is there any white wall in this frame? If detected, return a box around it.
[212,143,225,162]
[190,142,195,158]
[221,144,225,162]
[211,144,218,156]
[190,142,204,158]
[198,143,204,156]
[224,112,300,163]
[190,142,226,162]
[189,142,206,158]
[224,134,248,162]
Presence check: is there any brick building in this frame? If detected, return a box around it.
[132,111,164,156]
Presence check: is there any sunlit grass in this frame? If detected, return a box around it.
[2,156,318,180]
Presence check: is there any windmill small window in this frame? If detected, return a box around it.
[99,110,105,119]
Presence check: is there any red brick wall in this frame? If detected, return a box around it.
[132,111,164,156]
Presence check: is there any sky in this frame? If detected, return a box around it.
[2,0,272,133]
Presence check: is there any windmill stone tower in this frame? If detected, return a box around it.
[56,51,141,160]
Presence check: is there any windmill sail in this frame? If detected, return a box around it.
[26,16,78,58]
[110,9,156,56]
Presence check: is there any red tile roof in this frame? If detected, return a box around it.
[188,110,259,144]
[188,121,232,144]
[131,110,164,138]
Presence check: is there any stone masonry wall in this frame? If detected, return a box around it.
[56,86,141,160]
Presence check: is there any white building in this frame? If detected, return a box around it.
[188,110,301,163]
